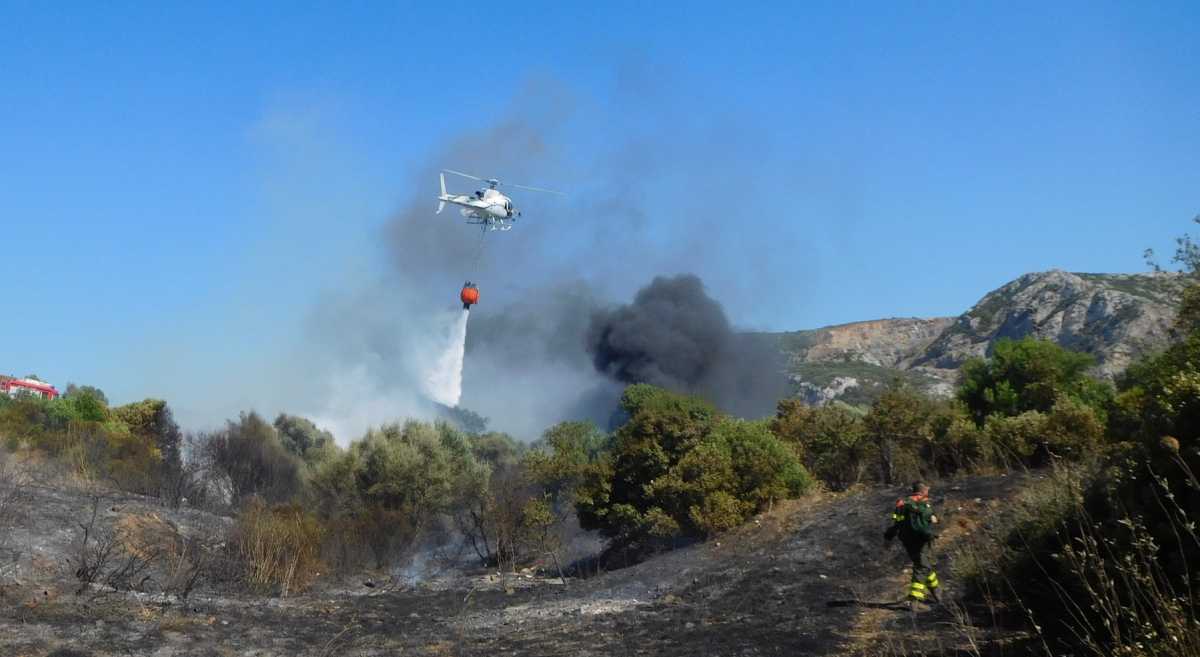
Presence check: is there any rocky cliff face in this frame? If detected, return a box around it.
[783,317,955,368]
[911,271,1184,378]
[774,270,1184,406]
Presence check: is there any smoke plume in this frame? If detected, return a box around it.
[281,77,790,442]
[586,275,787,418]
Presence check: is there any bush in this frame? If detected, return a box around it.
[771,401,874,490]
[926,402,992,475]
[201,412,304,506]
[983,411,1046,464]
[576,385,812,548]
[959,459,1200,656]
[111,400,183,500]
[0,393,183,499]
[1042,397,1105,460]
[981,400,1105,467]
[864,381,935,484]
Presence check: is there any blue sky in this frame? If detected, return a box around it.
[1,2,1197,429]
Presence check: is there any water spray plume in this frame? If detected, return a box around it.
[422,309,470,407]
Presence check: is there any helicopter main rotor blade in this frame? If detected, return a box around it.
[442,168,484,181]
[509,183,566,196]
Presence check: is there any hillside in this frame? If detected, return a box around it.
[0,463,1030,656]
[772,270,1184,406]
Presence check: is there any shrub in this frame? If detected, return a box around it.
[926,402,992,474]
[864,381,935,484]
[201,412,304,506]
[980,400,1105,467]
[112,400,183,500]
[772,400,874,490]
[1042,397,1105,460]
[577,386,812,547]
[983,411,1046,464]
[959,460,1200,656]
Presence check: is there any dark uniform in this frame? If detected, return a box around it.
[884,492,939,602]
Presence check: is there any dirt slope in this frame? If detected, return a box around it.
[0,474,1028,657]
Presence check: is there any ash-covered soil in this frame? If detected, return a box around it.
[0,473,1030,656]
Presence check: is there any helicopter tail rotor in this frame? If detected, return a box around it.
[437,172,447,214]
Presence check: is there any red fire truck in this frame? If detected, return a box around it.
[0,376,59,400]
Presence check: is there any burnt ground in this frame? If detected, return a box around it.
[0,471,1035,657]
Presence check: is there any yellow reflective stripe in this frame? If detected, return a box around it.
[891,513,904,521]
[926,574,940,588]
[908,590,926,600]
[911,582,926,590]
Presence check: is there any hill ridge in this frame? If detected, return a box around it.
[773,269,1184,405]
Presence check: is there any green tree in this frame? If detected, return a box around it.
[66,389,108,423]
[347,420,488,564]
[576,385,811,547]
[525,421,608,501]
[864,380,934,484]
[63,383,108,406]
[771,400,872,490]
[272,413,334,464]
[958,337,1111,425]
[203,412,303,505]
[111,399,183,499]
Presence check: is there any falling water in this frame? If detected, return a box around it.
[422,309,470,406]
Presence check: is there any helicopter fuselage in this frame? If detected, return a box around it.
[438,186,520,230]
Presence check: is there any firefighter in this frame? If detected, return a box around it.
[884,481,940,604]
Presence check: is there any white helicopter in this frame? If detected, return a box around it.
[437,169,564,231]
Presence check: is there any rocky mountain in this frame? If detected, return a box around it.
[780,317,956,368]
[773,270,1185,406]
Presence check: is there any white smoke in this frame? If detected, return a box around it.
[308,365,427,444]
[421,309,470,407]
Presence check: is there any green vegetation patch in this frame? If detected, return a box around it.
[787,361,944,406]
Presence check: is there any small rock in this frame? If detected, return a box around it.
[685,622,695,629]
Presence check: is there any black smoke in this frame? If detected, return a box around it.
[586,275,787,418]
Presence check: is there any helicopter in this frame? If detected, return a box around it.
[436,169,564,231]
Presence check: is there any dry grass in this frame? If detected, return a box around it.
[235,500,325,596]
[951,459,1200,657]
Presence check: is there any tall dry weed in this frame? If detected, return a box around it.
[234,500,324,596]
